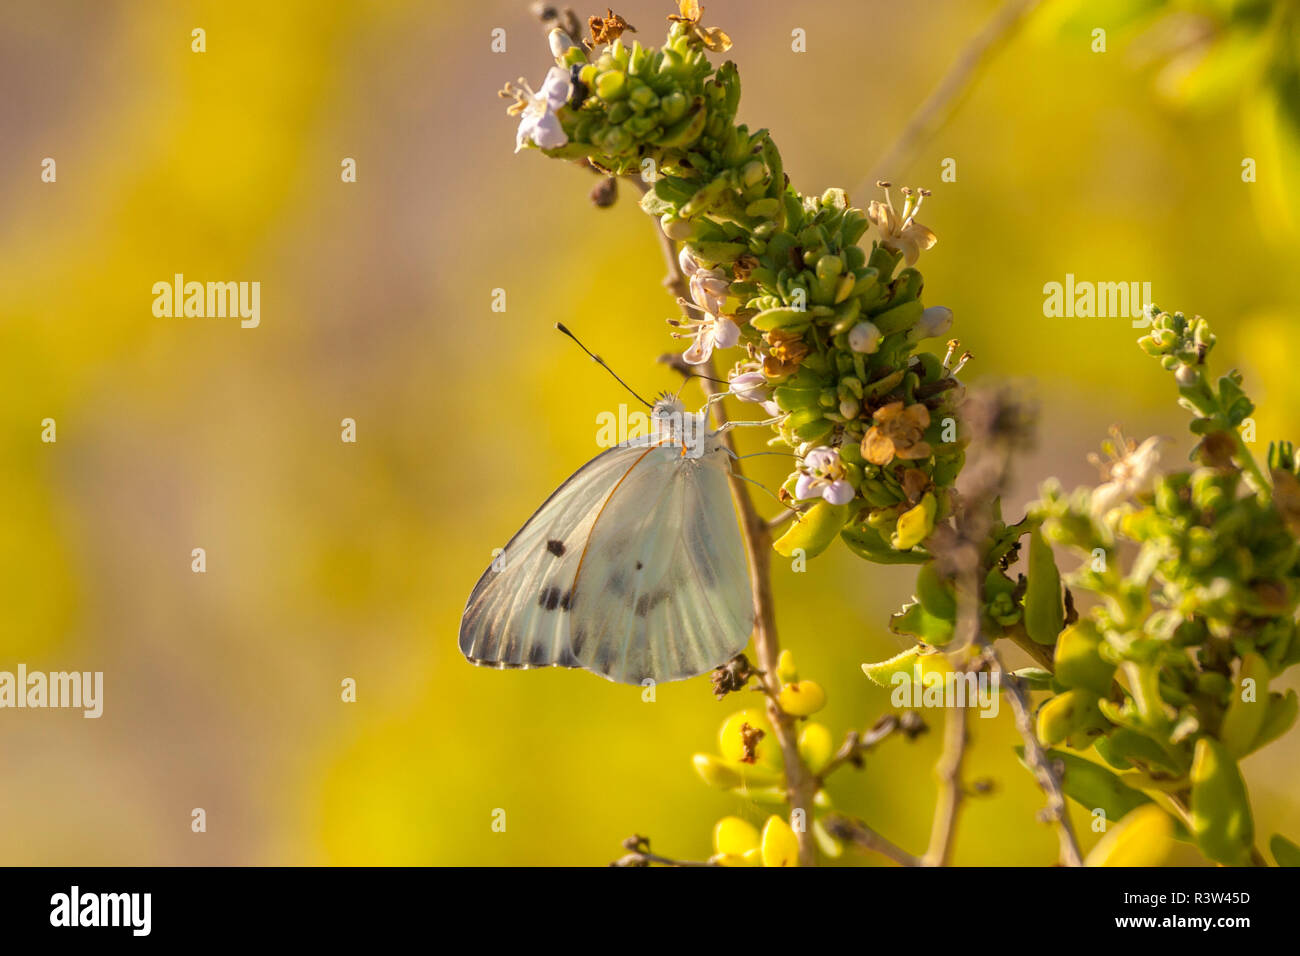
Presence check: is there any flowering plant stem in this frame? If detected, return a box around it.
[647,188,819,865]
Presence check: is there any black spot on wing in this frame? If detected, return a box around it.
[591,637,618,676]
[546,539,566,556]
[539,586,562,611]
[528,641,548,666]
[635,591,671,617]
[560,588,574,611]
[635,561,643,570]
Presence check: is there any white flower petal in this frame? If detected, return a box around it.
[531,113,568,151]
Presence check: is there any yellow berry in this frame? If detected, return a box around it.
[797,722,834,771]
[713,816,760,857]
[760,815,800,867]
[776,649,798,683]
[691,753,745,790]
[718,708,781,770]
[778,680,827,717]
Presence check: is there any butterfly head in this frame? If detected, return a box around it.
[651,392,719,459]
[650,392,686,424]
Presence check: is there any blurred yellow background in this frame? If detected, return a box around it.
[1,0,1297,865]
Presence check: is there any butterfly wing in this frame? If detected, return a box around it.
[567,444,754,684]
[458,441,661,671]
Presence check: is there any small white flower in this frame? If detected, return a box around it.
[867,183,937,266]
[689,267,730,316]
[848,320,882,354]
[548,28,577,59]
[1089,431,1167,519]
[915,306,953,339]
[728,368,780,416]
[680,312,740,365]
[670,257,737,366]
[795,446,855,506]
[514,67,572,153]
[678,247,701,278]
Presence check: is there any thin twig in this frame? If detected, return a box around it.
[923,696,968,866]
[815,711,927,785]
[982,642,1084,866]
[823,814,921,867]
[857,0,1042,191]
[925,385,1083,866]
[610,834,718,867]
[635,179,820,866]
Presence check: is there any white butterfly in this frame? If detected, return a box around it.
[458,395,755,685]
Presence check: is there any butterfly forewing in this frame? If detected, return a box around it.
[458,442,656,671]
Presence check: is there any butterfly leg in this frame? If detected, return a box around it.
[717,416,783,432]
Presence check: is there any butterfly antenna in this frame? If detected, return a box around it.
[673,371,731,402]
[556,323,653,408]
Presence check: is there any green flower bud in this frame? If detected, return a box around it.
[870,299,923,335]
[594,70,628,101]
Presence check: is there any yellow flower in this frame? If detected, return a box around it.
[892,492,937,550]
[762,329,810,378]
[862,401,932,465]
[668,0,732,52]
[866,183,937,266]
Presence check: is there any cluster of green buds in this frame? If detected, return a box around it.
[1023,310,1300,865]
[690,651,839,866]
[510,6,968,566]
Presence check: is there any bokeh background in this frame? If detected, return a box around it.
[2,0,1297,865]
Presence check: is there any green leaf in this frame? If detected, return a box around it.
[1271,834,1300,867]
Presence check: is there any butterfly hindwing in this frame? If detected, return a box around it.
[567,443,754,684]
